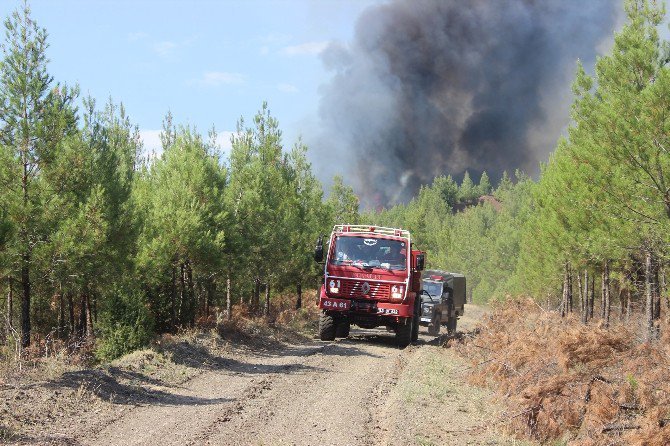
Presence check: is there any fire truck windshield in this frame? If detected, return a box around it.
[330,236,407,271]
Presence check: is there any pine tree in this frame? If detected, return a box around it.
[327,175,360,225]
[432,175,459,208]
[0,3,77,347]
[136,126,225,328]
[495,171,513,197]
[477,171,492,196]
[458,171,476,203]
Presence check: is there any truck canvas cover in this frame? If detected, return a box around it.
[422,270,466,316]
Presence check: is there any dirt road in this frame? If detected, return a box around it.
[6,306,530,445]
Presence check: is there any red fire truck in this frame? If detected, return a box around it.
[313,225,426,347]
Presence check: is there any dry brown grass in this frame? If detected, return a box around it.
[456,298,670,445]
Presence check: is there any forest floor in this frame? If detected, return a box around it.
[1,304,534,446]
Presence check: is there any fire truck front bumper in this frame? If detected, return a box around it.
[319,296,413,318]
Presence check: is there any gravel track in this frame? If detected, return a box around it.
[6,306,532,446]
[80,330,527,445]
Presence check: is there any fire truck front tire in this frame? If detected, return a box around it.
[319,311,336,341]
[335,318,350,338]
[410,298,420,342]
[396,320,412,348]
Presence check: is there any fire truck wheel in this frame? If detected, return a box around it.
[396,321,412,348]
[335,319,350,338]
[410,298,420,342]
[319,312,336,341]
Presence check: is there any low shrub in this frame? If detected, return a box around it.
[95,285,154,362]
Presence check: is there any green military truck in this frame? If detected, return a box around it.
[419,270,466,335]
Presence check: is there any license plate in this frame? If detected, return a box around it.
[379,308,399,315]
[322,298,349,310]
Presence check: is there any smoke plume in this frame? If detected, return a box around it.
[313,0,619,207]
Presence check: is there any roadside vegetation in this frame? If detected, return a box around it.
[458,299,670,444]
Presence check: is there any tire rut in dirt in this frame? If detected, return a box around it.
[201,340,404,446]
[364,346,410,445]
[82,344,328,446]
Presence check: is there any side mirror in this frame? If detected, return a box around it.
[415,253,425,271]
[314,236,324,263]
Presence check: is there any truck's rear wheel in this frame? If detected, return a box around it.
[335,318,350,338]
[428,313,441,336]
[319,311,336,341]
[447,317,457,335]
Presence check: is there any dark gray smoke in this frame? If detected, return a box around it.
[313,0,620,207]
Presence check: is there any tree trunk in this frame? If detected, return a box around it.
[20,251,31,348]
[619,283,626,321]
[253,277,260,310]
[67,292,75,337]
[179,262,186,325]
[84,292,94,340]
[205,278,212,318]
[645,249,655,341]
[6,278,12,342]
[296,282,302,310]
[601,267,606,320]
[652,258,661,321]
[186,261,194,326]
[626,286,631,323]
[578,271,585,324]
[661,266,669,316]
[58,290,65,340]
[603,260,611,328]
[197,280,204,318]
[581,270,590,324]
[170,265,176,332]
[20,145,31,349]
[92,293,98,324]
[264,282,270,317]
[78,295,87,338]
[588,274,595,321]
[226,274,232,321]
[568,266,573,313]
[561,264,568,317]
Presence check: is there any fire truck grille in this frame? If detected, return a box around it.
[341,280,391,299]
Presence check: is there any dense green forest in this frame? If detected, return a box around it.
[1,0,669,360]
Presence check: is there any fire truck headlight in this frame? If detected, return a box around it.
[329,279,341,294]
[391,285,404,300]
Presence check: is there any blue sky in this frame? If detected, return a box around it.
[0,0,380,158]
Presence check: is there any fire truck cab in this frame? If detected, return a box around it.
[314,225,425,347]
